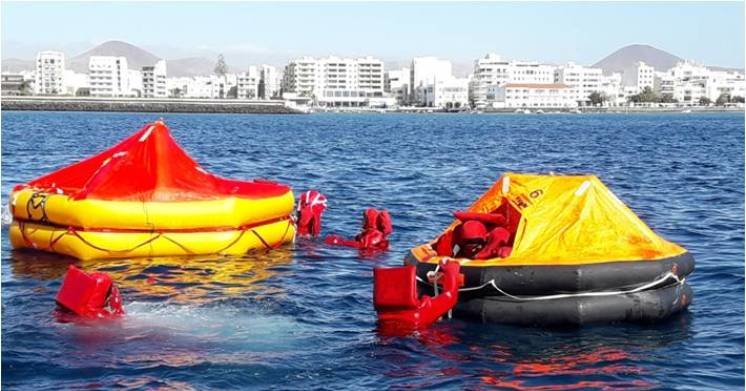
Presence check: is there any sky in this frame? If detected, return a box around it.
[2,1,744,69]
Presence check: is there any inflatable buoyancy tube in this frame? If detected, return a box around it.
[407,173,695,325]
[453,282,693,326]
[9,121,295,260]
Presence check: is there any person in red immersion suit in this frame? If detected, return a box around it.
[433,210,513,259]
[325,208,393,251]
[296,190,327,238]
[453,220,487,258]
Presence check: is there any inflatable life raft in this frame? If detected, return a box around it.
[9,120,295,260]
[406,173,694,326]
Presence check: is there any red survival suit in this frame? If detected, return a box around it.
[433,211,512,260]
[325,208,393,251]
[374,259,461,333]
[296,190,328,238]
[56,265,124,319]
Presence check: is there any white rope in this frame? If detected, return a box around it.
[416,270,684,302]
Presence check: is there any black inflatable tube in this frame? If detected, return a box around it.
[407,252,694,295]
[450,281,692,326]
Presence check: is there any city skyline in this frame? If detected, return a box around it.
[2,2,744,69]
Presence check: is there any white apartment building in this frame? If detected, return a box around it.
[35,51,65,95]
[384,67,410,105]
[653,61,745,104]
[128,69,143,96]
[259,64,281,99]
[166,74,236,99]
[622,61,655,93]
[488,83,576,108]
[410,57,453,105]
[89,56,129,97]
[470,53,556,107]
[142,60,167,98]
[599,73,624,105]
[61,70,89,96]
[237,66,260,99]
[554,62,603,105]
[424,77,470,109]
[282,56,385,106]
[706,70,745,101]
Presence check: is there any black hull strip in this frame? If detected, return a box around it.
[453,282,692,326]
[409,252,694,295]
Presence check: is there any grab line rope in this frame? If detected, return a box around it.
[417,269,684,302]
[16,216,294,255]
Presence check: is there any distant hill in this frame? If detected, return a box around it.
[68,40,161,72]
[1,58,34,72]
[167,57,218,77]
[593,44,682,74]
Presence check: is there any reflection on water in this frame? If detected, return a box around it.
[10,248,293,303]
[374,316,693,389]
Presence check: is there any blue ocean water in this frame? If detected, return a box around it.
[1,111,743,390]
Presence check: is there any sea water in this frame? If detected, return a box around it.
[2,111,743,389]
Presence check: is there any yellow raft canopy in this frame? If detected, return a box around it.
[10,121,295,260]
[414,173,687,266]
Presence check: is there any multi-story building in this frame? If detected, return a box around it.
[282,56,385,106]
[2,73,25,95]
[410,57,453,105]
[35,51,65,95]
[142,60,167,98]
[88,56,129,97]
[259,64,281,99]
[653,61,745,104]
[385,67,410,105]
[487,83,575,108]
[62,70,89,96]
[622,61,655,93]
[554,62,603,105]
[599,73,624,105]
[423,77,470,109]
[470,53,556,107]
[237,66,260,99]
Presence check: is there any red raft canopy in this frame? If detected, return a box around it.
[10,120,296,260]
[20,120,289,201]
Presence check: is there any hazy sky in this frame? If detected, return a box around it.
[2,1,744,68]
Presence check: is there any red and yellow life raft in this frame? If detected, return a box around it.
[9,120,295,260]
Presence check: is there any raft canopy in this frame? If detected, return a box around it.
[430,173,686,266]
[18,120,288,201]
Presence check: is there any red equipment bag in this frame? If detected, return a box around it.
[56,265,124,318]
[373,266,420,310]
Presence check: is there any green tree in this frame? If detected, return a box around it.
[588,91,606,106]
[699,96,712,106]
[715,93,731,106]
[627,86,658,104]
[639,86,658,102]
[732,96,745,103]
[19,80,32,95]
[214,54,228,77]
[227,86,238,99]
[660,93,677,103]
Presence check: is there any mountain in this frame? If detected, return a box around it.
[593,44,682,74]
[1,58,34,72]
[167,57,218,77]
[68,40,161,72]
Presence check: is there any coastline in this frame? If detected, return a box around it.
[1,96,743,114]
[0,96,306,114]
